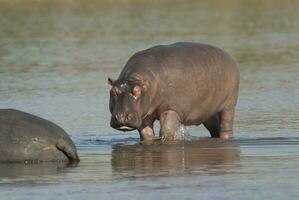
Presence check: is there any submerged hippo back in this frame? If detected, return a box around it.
[0,109,79,163]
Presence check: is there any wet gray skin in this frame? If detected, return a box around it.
[0,109,79,163]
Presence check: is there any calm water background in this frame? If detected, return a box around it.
[0,0,299,199]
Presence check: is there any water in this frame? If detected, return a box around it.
[0,0,298,199]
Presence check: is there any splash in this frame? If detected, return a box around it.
[174,125,194,141]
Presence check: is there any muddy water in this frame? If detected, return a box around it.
[0,0,299,199]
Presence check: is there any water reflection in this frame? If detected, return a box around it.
[111,139,240,179]
[0,162,78,186]
[0,162,77,178]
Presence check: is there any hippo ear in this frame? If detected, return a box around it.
[108,77,114,86]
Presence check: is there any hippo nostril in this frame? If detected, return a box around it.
[126,114,132,121]
[115,113,123,122]
[115,113,133,123]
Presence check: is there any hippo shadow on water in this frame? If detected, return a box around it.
[111,139,240,179]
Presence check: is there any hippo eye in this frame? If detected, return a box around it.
[131,85,141,100]
[120,83,126,88]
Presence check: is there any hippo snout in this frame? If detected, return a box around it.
[115,113,133,124]
[110,112,141,131]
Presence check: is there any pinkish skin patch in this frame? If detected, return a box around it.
[141,126,154,139]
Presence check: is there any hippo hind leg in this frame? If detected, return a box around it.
[218,108,235,139]
[203,107,235,139]
[203,114,221,138]
[56,139,80,162]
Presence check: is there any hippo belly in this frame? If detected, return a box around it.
[0,109,79,163]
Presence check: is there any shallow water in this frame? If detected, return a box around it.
[0,0,299,199]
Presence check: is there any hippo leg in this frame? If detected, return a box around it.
[159,110,181,141]
[203,114,220,138]
[138,115,154,141]
[219,108,235,139]
[56,139,80,162]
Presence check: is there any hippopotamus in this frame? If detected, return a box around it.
[0,109,79,163]
[108,42,239,141]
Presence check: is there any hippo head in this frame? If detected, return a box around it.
[108,77,150,131]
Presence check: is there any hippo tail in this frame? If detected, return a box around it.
[56,140,80,162]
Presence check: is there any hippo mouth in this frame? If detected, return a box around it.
[117,126,135,131]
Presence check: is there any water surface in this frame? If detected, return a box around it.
[0,0,298,199]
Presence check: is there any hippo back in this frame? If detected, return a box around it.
[0,109,79,163]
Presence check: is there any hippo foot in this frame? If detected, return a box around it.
[220,131,234,139]
[161,134,176,142]
[139,126,154,141]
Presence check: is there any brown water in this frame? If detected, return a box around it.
[0,0,299,199]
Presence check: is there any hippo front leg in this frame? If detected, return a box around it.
[159,110,181,141]
[138,115,154,141]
